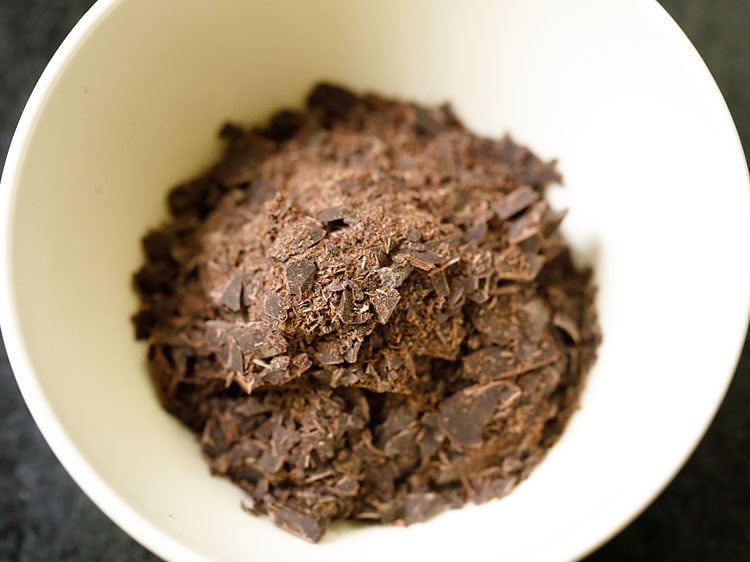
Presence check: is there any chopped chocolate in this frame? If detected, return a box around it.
[132,82,600,542]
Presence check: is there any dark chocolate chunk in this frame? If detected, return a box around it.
[397,250,442,271]
[142,230,175,261]
[246,181,279,213]
[332,475,360,497]
[473,476,517,504]
[377,266,412,289]
[317,206,351,224]
[133,262,178,295]
[216,338,244,372]
[491,185,540,220]
[257,109,307,142]
[219,122,245,141]
[429,269,451,298]
[307,82,360,127]
[461,347,517,382]
[285,258,316,298]
[217,132,277,186]
[494,247,546,282]
[219,274,243,312]
[371,287,401,324]
[402,493,443,525]
[168,177,214,218]
[132,308,156,340]
[270,217,326,260]
[207,320,287,359]
[315,340,344,365]
[508,200,547,244]
[412,104,445,137]
[267,503,327,543]
[439,383,509,447]
[260,293,286,323]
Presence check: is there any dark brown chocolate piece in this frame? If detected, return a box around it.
[266,503,326,543]
[491,185,540,220]
[439,383,509,447]
[256,110,307,142]
[132,82,600,542]
[307,82,361,127]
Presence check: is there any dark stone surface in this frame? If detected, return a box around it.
[0,0,747,560]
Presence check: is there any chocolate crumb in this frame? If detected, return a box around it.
[132,82,600,542]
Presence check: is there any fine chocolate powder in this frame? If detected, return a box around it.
[133,83,600,542]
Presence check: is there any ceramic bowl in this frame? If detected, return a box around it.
[2,1,748,560]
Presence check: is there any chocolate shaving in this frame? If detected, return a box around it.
[132,82,600,542]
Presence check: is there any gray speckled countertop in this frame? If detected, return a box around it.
[1,1,748,560]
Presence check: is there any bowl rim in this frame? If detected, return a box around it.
[1,0,748,561]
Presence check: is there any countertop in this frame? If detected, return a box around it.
[1,1,748,560]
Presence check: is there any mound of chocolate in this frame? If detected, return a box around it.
[133,83,600,542]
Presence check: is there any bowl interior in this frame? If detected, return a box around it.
[3,0,749,561]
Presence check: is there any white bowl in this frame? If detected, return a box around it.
[2,1,748,561]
